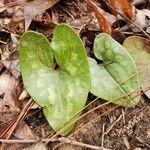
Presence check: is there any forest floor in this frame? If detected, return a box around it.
[0,0,150,150]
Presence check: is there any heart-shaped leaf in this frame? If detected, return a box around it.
[123,36,150,99]
[89,33,140,106]
[19,24,90,135]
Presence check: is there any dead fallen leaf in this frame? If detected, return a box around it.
[146,26,150,34]
[87,0,113,34]
[1,121,38,150]
[13,121,38,140]
[0,2,7,13]
[108,0,135,19]
[132,9,150,32]
[0,63,4,73]
[0,74,21,147]
[132,0,147,6]
[0,75,38,149]
[24,0,59,30]
[22,142,47,150]
[1,143,22,150]
[19,90,29,101]
[0,74,21,123]
[123,36,150,99]
[2,51,20,79]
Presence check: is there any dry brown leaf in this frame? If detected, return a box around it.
[87,0,113,34]
[24,0,59,31]
[2,51,20,79]
[0,2,7,13]
[132,0,147,6]
[132,9,150,32]
[0,63,4,73]
[0,74,21,123]
[22,142,47,150]
[1,122,38,150]
[0,74,21,142]
[19,90,29,101]
[13,121,38,140]
[0,75,38,150]
[108,0,134,19]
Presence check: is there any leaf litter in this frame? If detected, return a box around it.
[0,0,150,150]
[0,74,37,150]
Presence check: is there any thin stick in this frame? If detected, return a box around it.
[105,114,122,134]
[101,123,105,147]
[0,138,111,150]
[0,139,36,144]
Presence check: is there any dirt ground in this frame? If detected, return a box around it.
[0,0,150,150]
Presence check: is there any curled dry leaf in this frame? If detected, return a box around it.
[24,0,59,31]
[123,36,150,99]
[87,0,116,34]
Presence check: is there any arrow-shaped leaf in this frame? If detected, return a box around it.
[19,24,90,135]
[89,33,140,106]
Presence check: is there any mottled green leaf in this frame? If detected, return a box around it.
[123,36,150,99]
[19,24,90,135]
[89,33,140,106]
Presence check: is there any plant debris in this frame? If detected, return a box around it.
[0,0,150,150]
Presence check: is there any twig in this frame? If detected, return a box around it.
[0,139,36,144]
[121,109,126,124]
[57,137,110,150]
[122,135,130,149]
[0,138,111,150]
[136,137,150,148]
[105,114,122,135]
[101,123,105,147]
[0,40,6,45]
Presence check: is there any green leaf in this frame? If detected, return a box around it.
[19,24,90,135]
[89,33,140,106]
[123,36,150,99]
